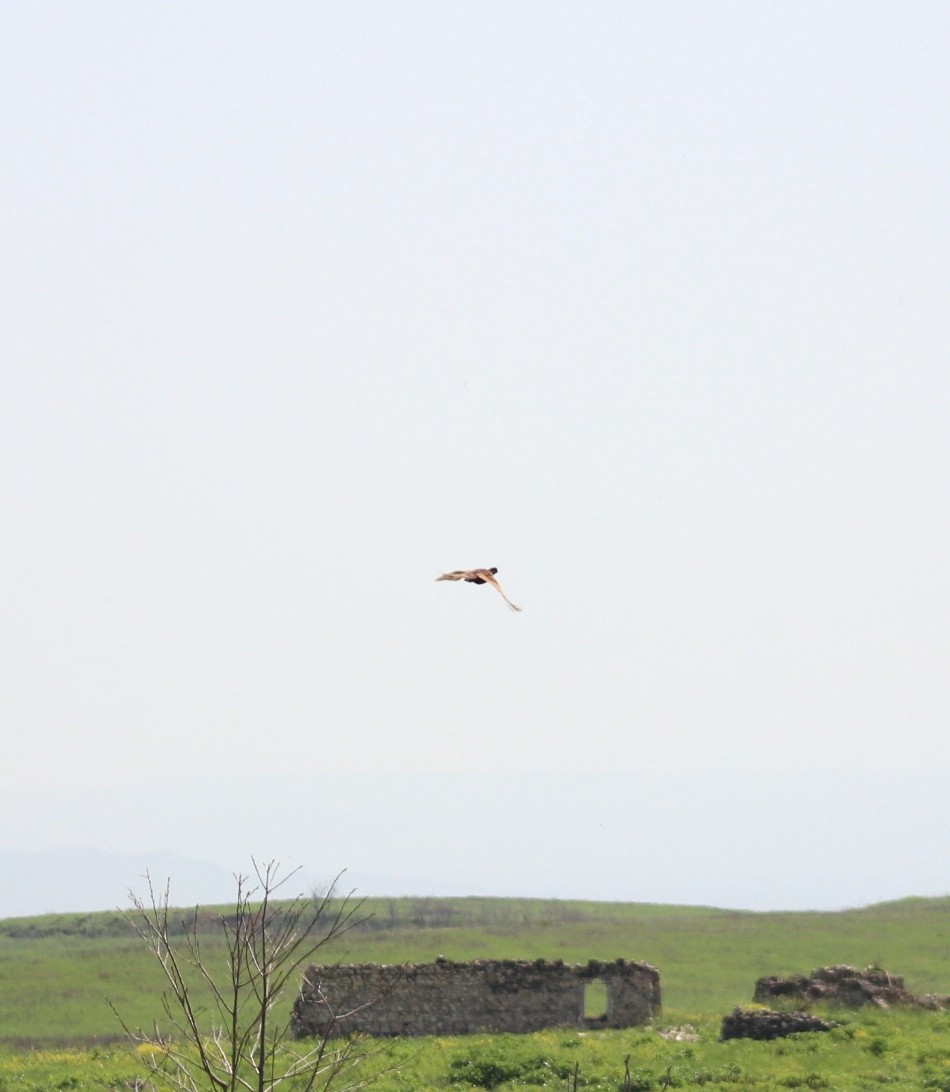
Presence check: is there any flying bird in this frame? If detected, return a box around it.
[436,567,522,612]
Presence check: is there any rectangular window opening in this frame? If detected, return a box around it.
[583,979,608,1025]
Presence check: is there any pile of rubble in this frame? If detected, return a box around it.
[754,965,950,1011]
[720,1007,837,1041]
[719,965,949,1041]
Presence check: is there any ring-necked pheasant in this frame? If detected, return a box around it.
[436,568,522,612]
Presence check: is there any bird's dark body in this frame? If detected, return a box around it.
[465,567,497,584]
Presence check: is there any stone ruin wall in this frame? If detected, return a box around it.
[754,965,950,1011]
[291,957,661,1038]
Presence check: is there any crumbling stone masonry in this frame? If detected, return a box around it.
[720,1007,838,1041]
[754,965,950,1011]
[291,957,661,1038]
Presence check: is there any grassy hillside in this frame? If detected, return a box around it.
[6,1007,950,1092]
[0,894,948,1047]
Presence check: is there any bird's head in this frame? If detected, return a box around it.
[489,567,498,574]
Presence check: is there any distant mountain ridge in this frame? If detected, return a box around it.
[0,848,431,920]
[0,849,237,918]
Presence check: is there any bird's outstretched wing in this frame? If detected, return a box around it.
[436,568,523,611]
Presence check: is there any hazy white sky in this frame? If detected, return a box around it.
[2,2,949,912]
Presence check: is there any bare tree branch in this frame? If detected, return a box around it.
[115,860,389,1092]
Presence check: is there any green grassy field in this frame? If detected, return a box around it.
[3,1008,950,1090]
[0,894,948,1088]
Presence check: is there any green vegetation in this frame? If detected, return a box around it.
[3,1009,950,1090]
[7,893,948,1045]
[0,894,948,1088]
